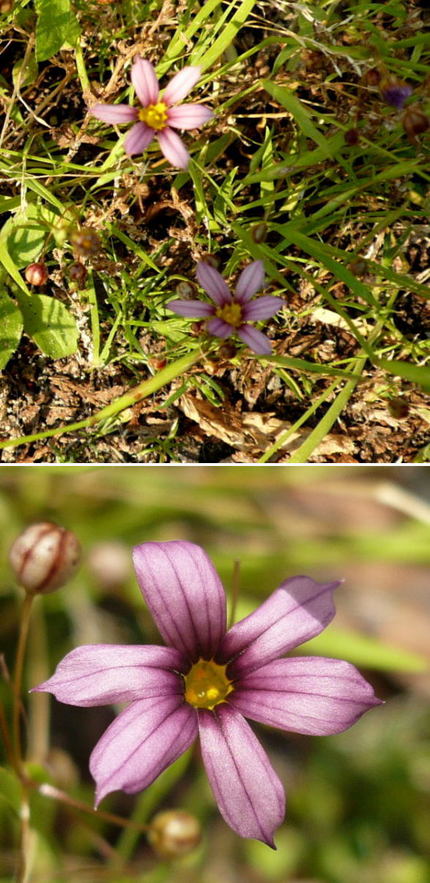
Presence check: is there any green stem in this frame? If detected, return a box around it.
[228,560,241,628]
[38,784,150,833]
[13,594,34,774]
[0,348,205,451]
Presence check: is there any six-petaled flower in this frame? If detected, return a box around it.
[90,57,213,169]
[169,260,284,355]
[33,540,382,847]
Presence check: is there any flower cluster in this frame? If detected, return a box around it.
[34,540,382,847]
[169,260,284,354]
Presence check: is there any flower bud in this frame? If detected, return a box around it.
[9,523,81,595]
[251,222,268,244]
[200,254,219,269]
[175,280,196,299]
[25,263,48,286]
[71,228,101,258]
[402,106,429,140]
[148,810,201,859]
[380,76,413,110]
[69,261,88,289]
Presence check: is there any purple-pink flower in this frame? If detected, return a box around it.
[90,57,213,169]
[169,260,284,354]
[33,541,382,847]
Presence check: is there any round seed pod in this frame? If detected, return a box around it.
[9,523,81,595]
[69,262,88,289]
[345,127,359,146]
[175,280,197,299]
[388,397,409,419]
[148,810,201,859]
[402,106,429,140]
[25,263,49,286]
[251,222,268,244]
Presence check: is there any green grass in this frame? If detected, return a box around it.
[0,0,429,461]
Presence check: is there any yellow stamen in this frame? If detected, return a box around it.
[138,102,168,130]
[215,302,243,328]
[184,658,233,710]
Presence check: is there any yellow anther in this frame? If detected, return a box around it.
[184,658,233,710]
[138,102,168,130]
[215,302,243,327]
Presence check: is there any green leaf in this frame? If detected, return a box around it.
[16,292,78,359]
[377,358,430,392]
[12,52,38,90]
[35,0,80,62]
[300,625,429,673]
[0,290,23,369]
[262,80,334,159]
[1,203,58,269]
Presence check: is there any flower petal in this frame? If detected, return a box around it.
[131,57,159,106]
[163,66,202,106]
[31,644,185,707]
[235,261,265,302]
[219,576,340,677]
[167,104,213,130]
[237,325,273,355]
[242,296,284,321]
[124,122,155,156]
[157,128,190,169]
[230,656,383,735]
[198,705,285,847]
[168,299,214,318]
[196,262,232,305]
[90,694,197,805]
[132,541,227,663]
[90,104,138,124]
[206,317,233,338]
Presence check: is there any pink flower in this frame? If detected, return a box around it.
[169,260,284,354]
[90,57,213,169]
[33,541,382,847]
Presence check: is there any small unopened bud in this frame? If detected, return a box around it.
[380,76,413,110]
[69,261,88,289]
[251,222,268,244]
[175,280,196,299]
[402,106,429,140]
[71,228,101,258]
[345,127,359,146]
[148,810,201,859]
[88,541,129,590]
[9,523,81,595]
[25,263,48,286]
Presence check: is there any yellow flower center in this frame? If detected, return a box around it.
[184,658,233,710]
[138,102,168,130]
[215,302,243,327]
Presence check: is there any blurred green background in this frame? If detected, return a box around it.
[1,465,430,883]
